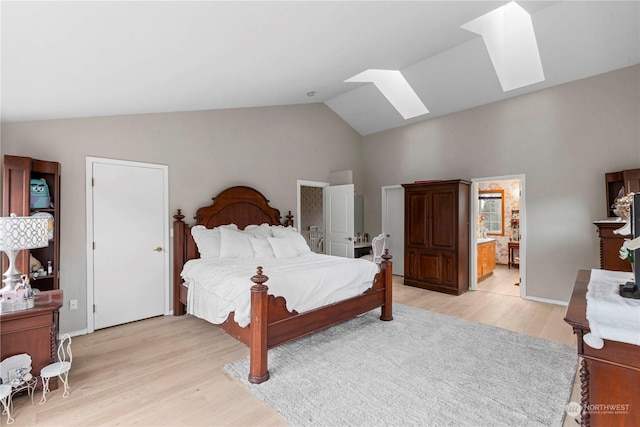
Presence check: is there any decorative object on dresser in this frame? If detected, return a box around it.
[0,214,49,299]
[564,270,640,427]
[3,155,61,293]
[173,186,393,384]
[402,180,470,295]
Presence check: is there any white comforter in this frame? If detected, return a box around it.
[181,253,379,327]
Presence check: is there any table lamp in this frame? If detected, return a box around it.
[0,213,49,294]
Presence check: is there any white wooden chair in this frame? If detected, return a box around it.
[0,353,37,408]
[0,384,14,424]
[39,334,72,404]
[360,233,386,266]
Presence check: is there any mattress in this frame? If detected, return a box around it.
[181,253,379,327]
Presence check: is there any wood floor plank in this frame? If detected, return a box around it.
[8,269,578,426]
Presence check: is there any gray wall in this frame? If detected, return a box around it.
[362,65,640,302]
[1,104,363,334]
[2,65,639,333]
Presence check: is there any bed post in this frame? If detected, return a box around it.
[380,249,393,321]
[285,210,294,227]
[173,210,186,315]
[249,267,270,384]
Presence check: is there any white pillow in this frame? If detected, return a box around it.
[244,223,273,238]
[272,228,311,255]
[191,224,238,258]
[219,227,255,258]
[270,225,297,234]
[249,237,275,258]
[268,237,299,258]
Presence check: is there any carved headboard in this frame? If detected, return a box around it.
[172,185,293,314]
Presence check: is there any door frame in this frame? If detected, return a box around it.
[85,157,170,333]
[469,174,526,297]
[381,184,404,276]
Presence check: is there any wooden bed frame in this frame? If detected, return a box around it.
[173,186,393,383]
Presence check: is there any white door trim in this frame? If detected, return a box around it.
[381,184,404,275]
[85,157,170,333]
[470,174,526,298]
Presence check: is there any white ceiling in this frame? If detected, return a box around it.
[1,1,638,136]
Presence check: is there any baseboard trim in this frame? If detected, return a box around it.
[523,295,568,306]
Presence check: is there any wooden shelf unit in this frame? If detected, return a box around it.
[605,168,640,218]
[3,155,61,292]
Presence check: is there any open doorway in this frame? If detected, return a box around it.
[297,179,358,258]
[470,175,525,298]
[297,180,328,254]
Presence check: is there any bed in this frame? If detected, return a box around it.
[173,186,393,383]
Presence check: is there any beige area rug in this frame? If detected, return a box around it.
[225,303,576,427]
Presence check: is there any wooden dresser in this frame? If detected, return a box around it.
[0,290,63,389]
[402,180,470,295]
[564,270,639,426]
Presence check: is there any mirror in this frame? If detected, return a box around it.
[479,190,504,236]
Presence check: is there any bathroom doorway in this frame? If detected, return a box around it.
[470,175,526,298]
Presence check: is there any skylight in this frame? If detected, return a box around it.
[461,1,544,92]
[345,69,429,119]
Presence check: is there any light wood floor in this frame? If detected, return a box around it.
[476,264,521,297]
[8,274,579,426]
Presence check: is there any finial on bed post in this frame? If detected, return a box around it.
[285,211,294,227]
[380,249,393,322]
[249,266,270,384]
[173,209,185,222]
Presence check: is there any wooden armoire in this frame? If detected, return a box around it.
[403,180,470,295]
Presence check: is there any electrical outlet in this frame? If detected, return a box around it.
[69,299,78,310]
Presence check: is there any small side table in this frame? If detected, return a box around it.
[508,242,520,269]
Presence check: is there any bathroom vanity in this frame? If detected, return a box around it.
[477,238,496,281]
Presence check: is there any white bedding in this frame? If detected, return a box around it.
[181,253,379,327]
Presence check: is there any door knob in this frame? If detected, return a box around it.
[346,237,353,241]
[153,247,163,252]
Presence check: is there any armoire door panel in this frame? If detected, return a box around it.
[441,253,456,286]
[418,252,442,283]
[430,189,456,249]
[407,192,428,246]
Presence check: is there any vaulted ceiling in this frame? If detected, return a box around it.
[2,1,638,135]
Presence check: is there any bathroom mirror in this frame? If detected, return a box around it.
[479,190,504,236]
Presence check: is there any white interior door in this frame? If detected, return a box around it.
[88,159,169,330]
[382,185,404,275]
[324,184,354,258]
